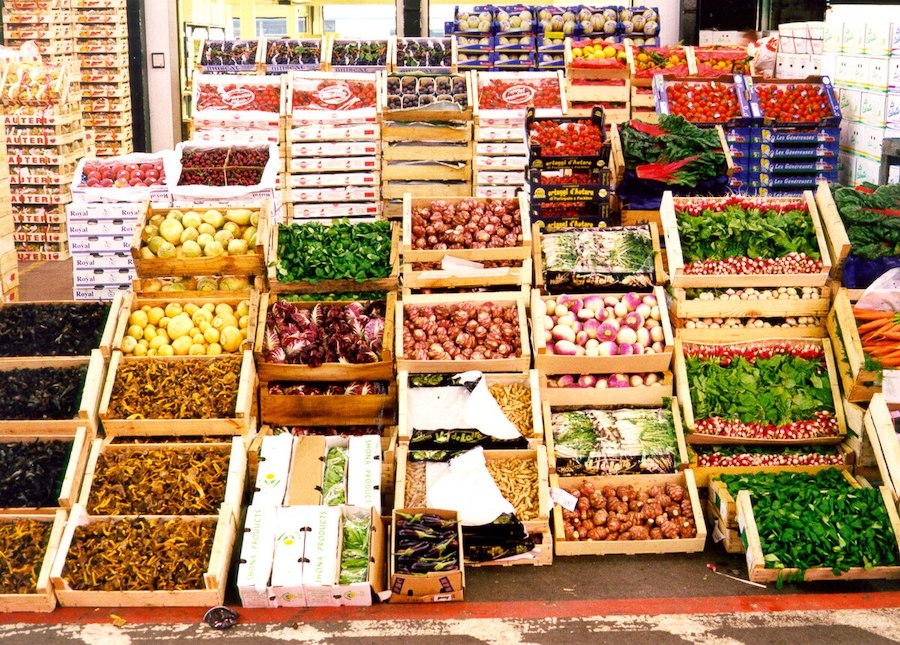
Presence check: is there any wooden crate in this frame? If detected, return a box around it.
[826,288,882,403]
[0,292,123,359]
[130,200,271,279]
[380,121,472,143]
[379,70,473,122]
[0,428,90,513]
[671,317,827,341]
[565,78,631,104]
[865,393,900,501]
[710,468,858,530]
[736,486,900,583]
[382,160,472,182]
[675,337,847,445]
[254,292,395,382]
[814,183,850,283]
[395,292,531,374]
[268,222,399,294]
[687,443,856,488]
[397,369,544,444]
[382,140,472,162]
[661,191,832,288]
[0,510,66,612]
[131,275,265,299]
[466,527,553,567]
[260,381,397,426]
[394,444,551,535]
[50,506,236,607]
[401,258,532,292]
[532,222,665,293]
[402,193,532,263]
[564,42,630,83]
[383,181,471,201]
[111,291,260,354]
[0,351,106,435]
[551,470,707,555]
[76,438,246,523]
[98,351,257,438]
[543,397,689,476]
[531,287,675,375]
[707,505,744,554]
[668,287,831,320]
[539,371,673,407]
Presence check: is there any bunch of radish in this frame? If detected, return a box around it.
[534,292,666,357]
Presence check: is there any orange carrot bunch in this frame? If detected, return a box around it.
[852,307,900,368]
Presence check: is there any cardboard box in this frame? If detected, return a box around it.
[837,85,862,122]
[299,505,341,607]
[236,504,278,608]
[842,21,866,55]
[336,506,386,606]
[389,508,464,603]
[864,22,900,55]
[285,435,382,511]
[252,433,294,505]
[347,436,383,512]
[269,505,311,607]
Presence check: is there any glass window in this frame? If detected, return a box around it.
[229,17,240,39]
[429,5,454,37]
[323,5,396,38]
[298,16,308,33]
[256,17,288,38]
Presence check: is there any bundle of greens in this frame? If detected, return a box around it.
[339,514,371,584]
[619,115,727,188]
[550,407,679,476]
[321,446,347,506]
[833,183,900,260]
[540,226,656,290]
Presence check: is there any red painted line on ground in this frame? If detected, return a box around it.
[1,591,898,626]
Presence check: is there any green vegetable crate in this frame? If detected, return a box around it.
[864,394,900,506]
[660,191,833,289]
[0,428,91,513]
[813,183,851,283]
[0,351,107,436]
[736,484,900,583]
[826,288,882,403]
[0,510,66,612]
[268,221,400,294]
[550,470,707,556]
[674,337,847,445]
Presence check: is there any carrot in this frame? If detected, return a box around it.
[857,318,897,334]
[880,332,900,341]
[852,309,894,321]
[878,356,900,368]
[862,343,900,357]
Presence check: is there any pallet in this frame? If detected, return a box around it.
[254,292,395,383]
[395,291,531,374]
[551,470,706,555]
[736,486,900,583]
[98,351,257,438]
[397,369,544,444]
[0,510,66,612]
[50,506,236,607]
[675,336,847,445]
[661,190,832,289]
[826,288,882,403]
[531,286,674,375]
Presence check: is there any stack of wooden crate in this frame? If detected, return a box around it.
[1,0,78,80]
[381,71,474,218]
[75,0,133,156]
[564,40,630,129]
[0,132,15,302]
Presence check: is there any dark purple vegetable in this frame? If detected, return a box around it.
[0,302,110,356]
[0,440,72,507]
[0,366,87,420]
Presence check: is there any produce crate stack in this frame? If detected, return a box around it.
[3,60,87,263]
[262,38,325,74]
[525,107,616,231]
[744,77,841,196]
[287,71,381,222]
[450,7,496,72]
[380,72,473,217]
[324,37,389,73]
[191,74,285,148]
[66,151,172,301]
[825,15,899,185]
[653,74,754,193]
[626,44,692,124]
[473,71,565,200]
[564,40,630,129]
[74,0,133,156]
[534,7,571,71]
[491,7,540,72]
[1,0,78,81]
[776,21,825,79]
[0,139,14,303]
[391,37,455,74]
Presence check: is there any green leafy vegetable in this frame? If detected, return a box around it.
[276,219,392,284]
[339,514,370,584]
[321,447,347,506]
[832,184,900,260]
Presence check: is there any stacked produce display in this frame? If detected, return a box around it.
[627,44,690,123]
[1,0,77,75]
[381,71,473,216]
[565,40,630,128]
[287,72,381,221]
[473,71,564,199]
[74,0,133,156]
[2,59,87,263]
[0,125,15,302]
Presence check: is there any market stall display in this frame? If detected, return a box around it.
[626,44,690,124]
[0,511,66,612]
[288,71,381,221]
[564,39,630,126]
[0,428,90,510]
[263,38,324,74]
[391,37,454,73]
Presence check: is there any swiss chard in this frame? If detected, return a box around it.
[833,184,900,260]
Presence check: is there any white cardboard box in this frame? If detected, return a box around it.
[842,21,867,54]
[864,22,900,55]
[837,85,862,122]
[300,506,342,607]
[347,435,382,512]
[269,505,310,607]
[236,504,278,609]
[855,154,882,184]
[252,433,294,506]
